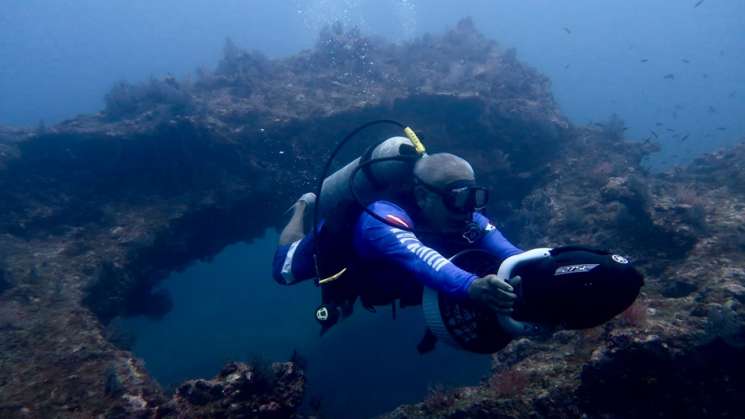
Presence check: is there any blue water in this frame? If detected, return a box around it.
[116,229,490,418]
[4,1,745,168]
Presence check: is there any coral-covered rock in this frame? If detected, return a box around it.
[158,362,304,418]
[682,140,745,197]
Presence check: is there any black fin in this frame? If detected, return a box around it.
[417,328,438,354]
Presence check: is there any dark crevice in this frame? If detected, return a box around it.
[578,338,745,418]
[0,267,10,295]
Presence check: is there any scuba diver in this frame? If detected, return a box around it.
[272,121,643,354]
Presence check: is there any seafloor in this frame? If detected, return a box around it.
[1,19,744,418]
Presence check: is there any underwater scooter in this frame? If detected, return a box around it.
[422,246,644,353]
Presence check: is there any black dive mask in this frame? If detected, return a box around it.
[415,176,490,214]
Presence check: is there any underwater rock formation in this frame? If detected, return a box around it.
[680,140,745,199]
[0,18,742,418]
[159,362,304,418]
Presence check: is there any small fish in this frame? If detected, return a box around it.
[640,59,649,63]
[674,104,685,110]
[564,64,571,70]
[680,134,690,142]
[717,127,727,131]
[681,59,690,64]
[650,129,659,138]
[729,91,737,98]
[664,73,675,80]
[666,128,676,132]
[563,27,572,34]
[656,122,664,126]
[708,106,717,114]
[694,0,704,7]
[702,73,709,79]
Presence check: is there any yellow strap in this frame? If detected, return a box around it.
[404,127,426,155]
[318,267,348,285]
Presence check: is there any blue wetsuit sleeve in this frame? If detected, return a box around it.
[353,202,477,299]
[473,213,523,261]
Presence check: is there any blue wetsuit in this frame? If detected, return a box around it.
[272,200,522,300]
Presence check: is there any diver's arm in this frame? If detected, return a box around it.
[354,202,477,298]
[473,213,523,260]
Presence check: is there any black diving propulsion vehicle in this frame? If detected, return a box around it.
[422,246,644,353]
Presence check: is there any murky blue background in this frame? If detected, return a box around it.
[3,0,744,166]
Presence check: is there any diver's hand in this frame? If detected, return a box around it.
[468,274,518,314]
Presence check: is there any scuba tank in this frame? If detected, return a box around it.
[421,246,644,354]
[311,120,426,245]
[318,136,421,234]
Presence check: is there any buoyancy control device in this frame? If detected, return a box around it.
[310,121,427,332]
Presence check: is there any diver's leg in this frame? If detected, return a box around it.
[279,202,307,245]
[279,192,316,245]
[273,193,319,285]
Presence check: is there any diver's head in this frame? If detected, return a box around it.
[413,153,489,229]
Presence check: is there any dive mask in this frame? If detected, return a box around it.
[415,176,489,213]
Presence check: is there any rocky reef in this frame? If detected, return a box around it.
[0,18,743,418]
[159,361,304,418]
